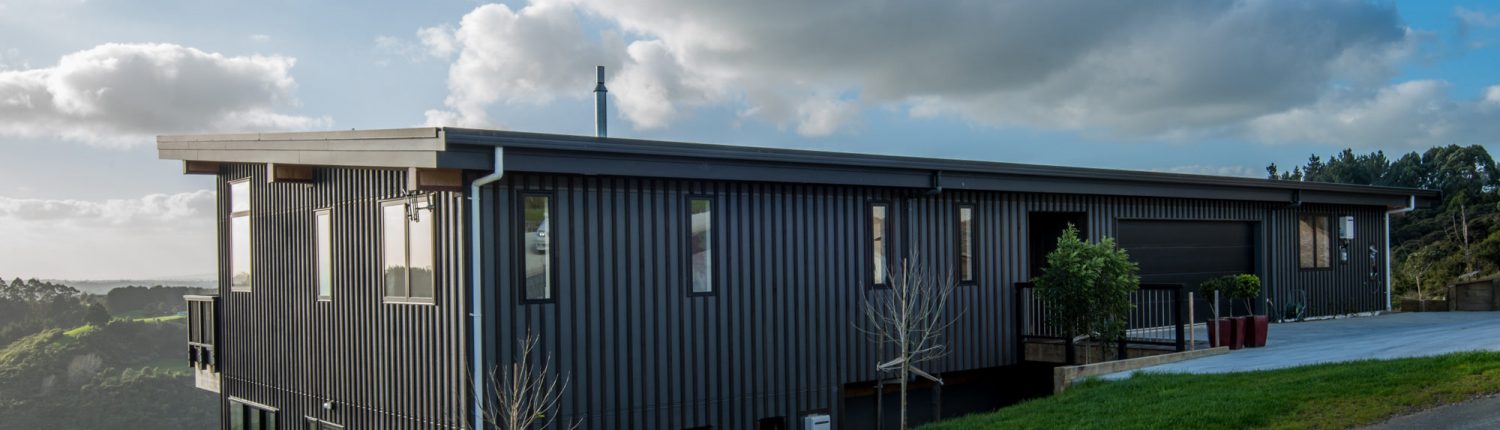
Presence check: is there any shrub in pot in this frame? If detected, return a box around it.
[1199,277,1234,348]
[1219,274,1266,348]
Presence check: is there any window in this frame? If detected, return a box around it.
[957,204,975,284]
[230,180,252,292]
[230,398,278,430]
[869,202,891,287]
[382,197,435,303]
[688,197,714,294]
[1299,214,1332,269]
[522,193,553,301]
[315,209,332,300]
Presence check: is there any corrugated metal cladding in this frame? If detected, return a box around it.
[479,173,1389,429]
[215,163,469,430]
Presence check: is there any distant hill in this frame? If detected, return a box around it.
[45,278,216,295]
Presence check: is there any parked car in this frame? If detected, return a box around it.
[533,218,549,254]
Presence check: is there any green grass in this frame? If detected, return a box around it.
[921,351,1500,430]
[63,324,98,338]
[128,314,186,323]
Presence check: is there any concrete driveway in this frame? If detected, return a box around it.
[1102,311,1500,378]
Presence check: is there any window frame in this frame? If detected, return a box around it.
[229,397,279,430]
[867,200,893,289]
[380,196,437,305]
[1297,213,1334,270]
[229,178,253,293]
[685,195,717,296]
[517,191,558,304]
[314,208,333,301]
[955,203,977,285]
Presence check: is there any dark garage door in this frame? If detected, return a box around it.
[1117,220,1255,320]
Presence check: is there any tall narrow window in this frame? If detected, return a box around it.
[230,180,252,292]
[382,202,408,298]
[1299,214,1332,269]
[382,197,436,302]
[957,204,975,283]
[689,197,714,294]
[870,202,890,287]
[315,209,332,300]
[522,194,553,301]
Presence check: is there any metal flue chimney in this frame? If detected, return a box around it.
[594,66,607,138]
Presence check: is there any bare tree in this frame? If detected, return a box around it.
[857,258,961,430]
[483,331,576,430]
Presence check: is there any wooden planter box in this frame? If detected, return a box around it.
[1448,277,1500,311]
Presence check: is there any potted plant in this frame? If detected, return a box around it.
[1227,274,1267,348]
[1199,277,1235,349]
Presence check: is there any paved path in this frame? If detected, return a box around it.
[1361,395,1500,430]
[1101,311,1500,379]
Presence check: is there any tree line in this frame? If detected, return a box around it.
[1265,144,1499,300]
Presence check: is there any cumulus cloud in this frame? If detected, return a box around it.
[0,190,216,279]
[1247,81,1500,149]
[0,43,326,147]
[0,190,213,225]
[1457,7,1500,28]
[421,2,617,127]
[418,0,1499,146]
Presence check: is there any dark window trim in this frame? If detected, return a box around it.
[1297,213,1335,271]
[517,191,558,304]
[955,203,977,286]
[867,200,892,289]
[229,178,253,293]
[314,208,333,302]
[229,397,279,430]
[380,196,437,305]
[685,194,718,297]
[303,416,344,430]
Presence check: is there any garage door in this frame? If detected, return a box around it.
[1117,220,1255,319]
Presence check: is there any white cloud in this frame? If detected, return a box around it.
[0,43,327,147]
[421,2,617,127]
[249,34,272,43]
[0,190,215,279]
[1457,7,1500,28]
[418,0,1497,147]
[1247,80,1500,149]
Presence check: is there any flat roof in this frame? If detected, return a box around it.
[159,127,1440,208]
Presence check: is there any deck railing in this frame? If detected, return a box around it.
[1014,282,1187,364]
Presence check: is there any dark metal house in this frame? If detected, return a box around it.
[163,127,1438,429]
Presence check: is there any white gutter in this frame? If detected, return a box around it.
[1384,195,1417,311]
[470,147,504,429]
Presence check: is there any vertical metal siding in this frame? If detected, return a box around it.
[480,173,1389,429]
[215,163,469,430]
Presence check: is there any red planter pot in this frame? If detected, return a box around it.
[1207,318,1234,348]
[1243,315,1269,347]
[1228,317,1245,350]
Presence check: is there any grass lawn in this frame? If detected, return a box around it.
[130,314,186,323]
[921,351,1500,430]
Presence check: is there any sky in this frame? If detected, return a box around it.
[0,0,1496,279]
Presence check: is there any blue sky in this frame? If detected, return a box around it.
[0,0,1496,279]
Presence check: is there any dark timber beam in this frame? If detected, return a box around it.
[183,161,221,175]
[267,163,314,183]
[407,167,464,192]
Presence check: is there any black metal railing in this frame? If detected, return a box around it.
[185,295,219,371]
[1015,282,1187,364]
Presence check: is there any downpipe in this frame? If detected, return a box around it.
[470,147,505,429]
[1384,195,1417,312]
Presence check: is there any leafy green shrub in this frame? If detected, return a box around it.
[1202,274,1261,317]
[1034,225,1141,361]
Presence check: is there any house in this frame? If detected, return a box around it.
[164,127,1438,429]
